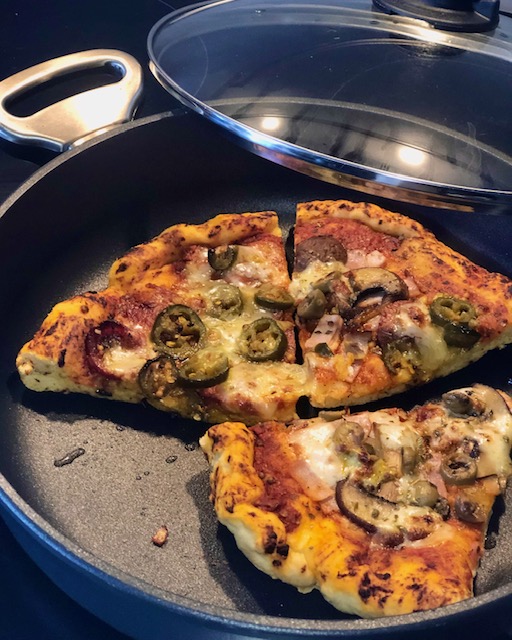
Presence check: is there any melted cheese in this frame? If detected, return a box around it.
[213,362,307,421]
[395,304,448,373]
[289,260,346,300]
[103,343,154,377]
[226,245,275,286]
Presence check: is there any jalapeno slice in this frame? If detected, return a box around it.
[314,342,333,358]
[239,318,287,362]
[208,245,238,271]
[254,284,294,310]
[151,305,205,358]
[207,283,243,319]
[430,296,476,327]
[138,355,203,418]
[443,322,480,349]
[139,354,179,398]
[429,296,480,348]
[381,336,423,377]
[297,288,327,320]
[178,349,230,387]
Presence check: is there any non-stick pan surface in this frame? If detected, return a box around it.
[1,111,512,640]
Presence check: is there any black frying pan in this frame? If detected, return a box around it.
[1,109,512,640]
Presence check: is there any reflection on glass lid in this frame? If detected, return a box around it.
[148,0,512,207]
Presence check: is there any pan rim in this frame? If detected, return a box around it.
[1,112,512,636]
[0,112,176,221]
[1,467,512,637]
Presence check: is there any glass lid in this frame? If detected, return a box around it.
[148,0,512,210]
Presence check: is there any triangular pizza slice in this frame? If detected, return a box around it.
[16,211,305,424]
[291,199,512,408]
[200,384,512,617]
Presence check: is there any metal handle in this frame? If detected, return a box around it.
[0,50,143,152]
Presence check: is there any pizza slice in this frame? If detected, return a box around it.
[291,199,512,408]
[16,211,306,424]
[200,383,512,618]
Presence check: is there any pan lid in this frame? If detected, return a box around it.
[148,0,512,211]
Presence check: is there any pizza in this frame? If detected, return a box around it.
[16,199,512,422]
[291,200,512,408]
[200,383,512,617]
[16,211,306,425]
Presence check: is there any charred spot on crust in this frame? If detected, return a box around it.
[263,527,278,554]
[57,349,66,368]
[44,322,58,337]
[115,262,128,273]
[357,572,394,604]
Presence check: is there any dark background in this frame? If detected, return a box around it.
[0,1,192,638]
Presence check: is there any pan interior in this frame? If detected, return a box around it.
[1,114,512,631]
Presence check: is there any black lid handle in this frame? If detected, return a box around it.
[373,0,500,31]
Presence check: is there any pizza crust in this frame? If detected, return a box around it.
[201,388,512,617]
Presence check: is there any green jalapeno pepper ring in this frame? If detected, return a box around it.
[239,318,287,362]
[151,304,205,358]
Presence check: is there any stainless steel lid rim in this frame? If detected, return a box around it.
[151,64,512,208]
[148,0,512,210]
[148,0,512,58]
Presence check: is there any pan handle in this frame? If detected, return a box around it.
[0,50,143,152]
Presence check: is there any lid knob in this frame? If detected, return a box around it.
[372,0,500,31]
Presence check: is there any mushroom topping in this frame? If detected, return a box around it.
[454,497,486,524]
[304,314,343,351]
[442,384,512,420]
[335,479,438,546]
[374,422,420,476]
[295,236,348,272]
[349,268,409,309]
[332,420,365,452]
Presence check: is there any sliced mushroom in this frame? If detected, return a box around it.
[332,420,365,452]
[374,423,420,477]
[349,268,409,309]
[454,497,486,524]
[318,409,347,422]
[335,479,438,546]
[295,236,347,272]
[442,384,512,420]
